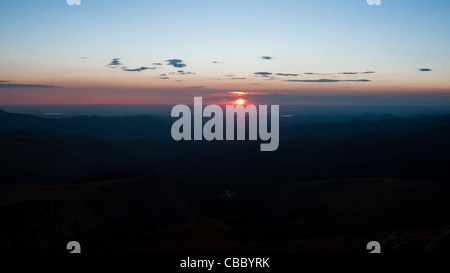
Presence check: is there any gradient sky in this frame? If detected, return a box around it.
[1,0,450,105]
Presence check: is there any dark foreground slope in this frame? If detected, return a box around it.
[1,177,450,253]
[93,178,450,253]
[0,175,197,253]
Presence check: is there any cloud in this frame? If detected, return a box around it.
[304,72,329,75]
[254,72,273,77]
[108,58,123,67]
[212,61,221,64]
[177,70,195,75]
[0,83,61,88]
[261,56,273,60]
[80,57,90,59]
[228,91,247,95]
[286,79,370,83]
[339,71,376,75]
[418,68,432,72]
[231,77,246,80]
[166,59,186,68]
[122,66,156,72]
[107,58,156,72]
[189,86,205,88]
[305,71,375,75]
[153,63,163,66]
[0,80,10,83]
[225,75,235,77]
[237,91,450,106]
[276,73,298,77]
[160,77,170,80]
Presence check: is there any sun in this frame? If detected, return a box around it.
[234,98,246,105]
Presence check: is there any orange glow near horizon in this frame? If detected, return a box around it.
[229,91,247,96]
[234,98,246,105]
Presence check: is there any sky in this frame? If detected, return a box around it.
[1,0,450,106]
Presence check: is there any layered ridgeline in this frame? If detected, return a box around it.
[0,109,172,142]
[2,109,450,252]
[1,109,450,185]
[2,108,450,141]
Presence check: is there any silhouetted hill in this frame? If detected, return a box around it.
[283,114,450,140]
[2,121,450,187]
[0,175,198,253]
[0,129,166,185]
[2,109,450,253]
[264,178,450,233]
[2,109,450,142]
[92,178,450,253]
[269,125,450,181]
[0,110,171,141]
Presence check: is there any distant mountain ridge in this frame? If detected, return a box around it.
[2,109,450,186]
[2,109,450,142]
[0,109,171,141]
[283,114,450,140]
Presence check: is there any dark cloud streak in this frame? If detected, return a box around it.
[276,73,298,77]
[108,58,123,67]
[122,66,156,72]
[340,71,376,75]
[166,59,187,68]
[254,72,273,77]
[178,70,195,75]
[287,79,370,83]
[0,83,61,88]
[107,58,156,72]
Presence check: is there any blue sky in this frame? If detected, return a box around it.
[1,0,450,105]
